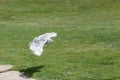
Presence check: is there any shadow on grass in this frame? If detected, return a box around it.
[19,65,44,78]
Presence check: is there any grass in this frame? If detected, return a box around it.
[0,0,120,80]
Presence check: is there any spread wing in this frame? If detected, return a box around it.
[29,32,57,56]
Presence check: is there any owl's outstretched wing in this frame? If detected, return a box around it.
[29,32,57,56]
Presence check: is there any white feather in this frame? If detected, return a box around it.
[29,32,57,56]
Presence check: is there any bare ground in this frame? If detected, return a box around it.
[0,65,35,80]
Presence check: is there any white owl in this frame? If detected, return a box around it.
[29,32,57,56]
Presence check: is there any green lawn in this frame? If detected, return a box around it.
[0,0,120,80]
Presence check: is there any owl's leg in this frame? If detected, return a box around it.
[46,39,53,44]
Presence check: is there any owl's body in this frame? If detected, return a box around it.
[29,32,57,56]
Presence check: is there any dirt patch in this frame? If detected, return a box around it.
[0,65,35,80]
[0,65,13,73]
